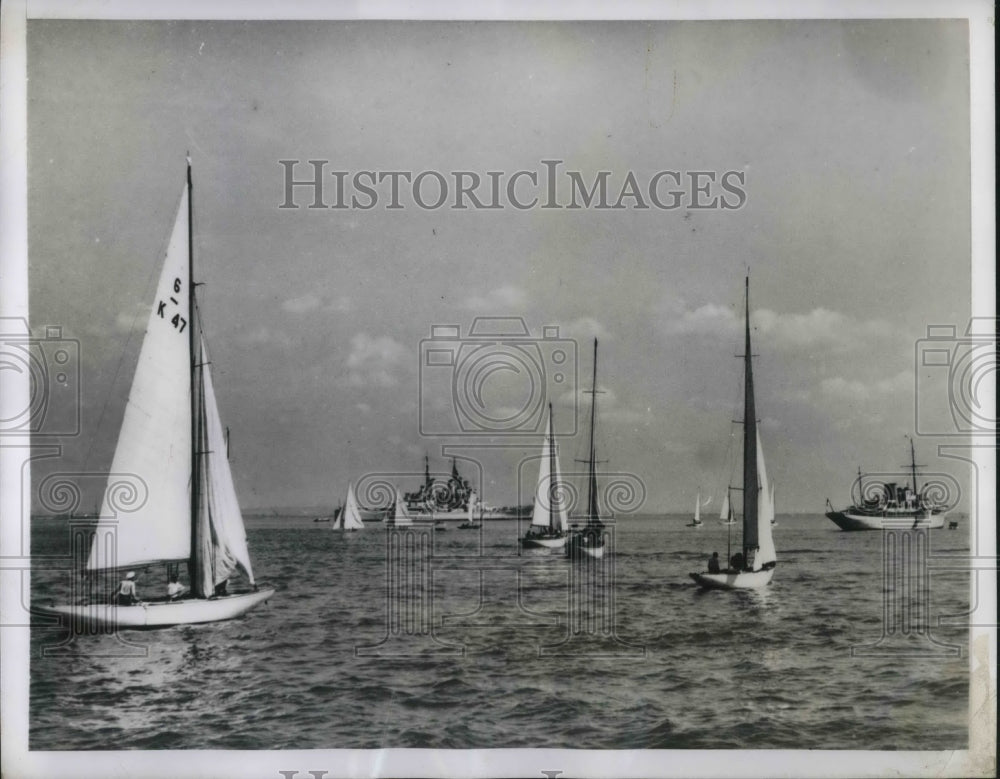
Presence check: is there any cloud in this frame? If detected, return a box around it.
[559,316,609,341]
[659,297,897,352]
[328,295,355,313]
[343,333,407,387]
[820,370,912,402]
[282,293,322,314]
[462,284,527,311]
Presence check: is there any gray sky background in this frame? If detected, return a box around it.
[28,19,971,513]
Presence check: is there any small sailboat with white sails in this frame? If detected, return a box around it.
[458,491,481,529]
[687,492,711,528]
[520,404,569,552]
[719,492,736,525]
[42,161,274,628]
[691,276,777,590]
[384,487,414,527]
[332,482,365,531]
[566,338,607,560]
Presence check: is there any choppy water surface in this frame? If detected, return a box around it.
[31,515,969,750]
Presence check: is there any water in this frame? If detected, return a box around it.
[30,515,969,750]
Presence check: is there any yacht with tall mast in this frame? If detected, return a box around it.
[691,276,777,590]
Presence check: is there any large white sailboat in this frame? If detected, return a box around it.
[42,162,274,628]
[520,404,569,551]
[566,338,607,560]
[691,277,777,590]
[333,482,365,531]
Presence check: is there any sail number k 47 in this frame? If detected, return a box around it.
[156,277,187,332]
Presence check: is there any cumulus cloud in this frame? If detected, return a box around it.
[820,370,912,401]
[282,293,323,314]
[659,297,897,352]
[559,316,609,341]
[343,333,407,387]
[462,284,527,311]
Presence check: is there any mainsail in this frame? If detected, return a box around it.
[754,433,777,569]
[336,482,364,530]
[88,188,193,571]
[530,407,568,532]
[719,492,731,522]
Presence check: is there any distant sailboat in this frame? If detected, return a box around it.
[719,492,736,525]
[384,487,414,526]
[567,339,607,559]
[687,492,711,527]
[458,490,481,529]
[691,276,777,590]
[42,161,274,628]
[520,404,568,552]
[332,482,364,531]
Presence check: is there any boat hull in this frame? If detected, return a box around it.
[825,510,945,531]
[520,534,567,551]
[39,588,275,629]
[566,534,605,559]
[689,568,774,590]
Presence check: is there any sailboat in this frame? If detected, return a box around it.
[332,482,365,531]
[520,404,569,551]
[691,276,777,590]
[384,487,414,526]
[566,338,607,559]
[769,483,777,526]
[719,492,736,525]
[42,162,274,628]
[458,490,481,529]
[687,492,711,527]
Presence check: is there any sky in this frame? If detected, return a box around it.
[27,19,973,513]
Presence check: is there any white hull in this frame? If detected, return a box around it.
[566,531,605,559]
[689,568,774,590]
[826,510,946,531]
[520,533,567,551]
[40,589,275,629]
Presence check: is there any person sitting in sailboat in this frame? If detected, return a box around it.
[115,571,141,606]
[729,552,744,572]
[708,552,721,573]
[167,573,187,601]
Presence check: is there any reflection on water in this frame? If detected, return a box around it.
[30,515,969,750]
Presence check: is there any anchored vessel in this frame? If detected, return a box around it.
[690,277,778,590]
[825,439,946,530]
[566,338,607,560]
[520,404,569,551]
[332,482,365,531]
[42,162,274,628]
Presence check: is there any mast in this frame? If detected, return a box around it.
[187,156,199,579]
[548,403,558,532]
[586,338,599,525]
[742,275,759,567]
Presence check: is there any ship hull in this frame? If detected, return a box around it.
[825,510,946,531]
[566,532,605,559]
[39,588,275,629]
[520,534,567,551]
[689,568,774,590]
